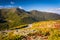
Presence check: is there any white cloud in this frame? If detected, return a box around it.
[49,8,60,11]
[10,1,15,4]
[0,5,23,9]
[50,8,60,14]
[0,5,14,8]
[18,6,23,9]
[43,8,60,14]
[5,5,14,8]
[0,6,4,8]
[55,8,60,11]
[0,6,3,7]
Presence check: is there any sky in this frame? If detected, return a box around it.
[0,0,60,14]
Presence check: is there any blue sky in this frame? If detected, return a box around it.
[0,0,60,14]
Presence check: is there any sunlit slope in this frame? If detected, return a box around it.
[15,20,60,33]
[0,20,60,40]
[32,20,60,29]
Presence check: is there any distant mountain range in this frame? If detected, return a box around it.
[0,8,60,30]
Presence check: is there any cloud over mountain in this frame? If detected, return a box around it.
[44,8,60,14]
[50,8,60,14]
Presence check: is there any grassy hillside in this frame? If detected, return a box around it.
[0,20,60,40]
[0,8,37,30]
[32,20,60,29]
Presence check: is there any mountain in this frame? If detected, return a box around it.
[0,8,37,30]
[30,10,60,21]
[0,8,60,30]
